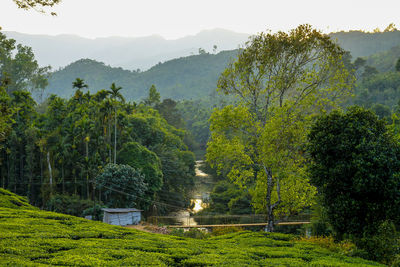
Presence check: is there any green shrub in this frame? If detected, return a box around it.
[82,204,105,221]
[0,200,385,266]
[211,226,243,236]
[298,236,357,256]
[169,228,185,237]
[183,228,209,239]
[357,220,400,265]
[0,188,34,210]
[45,194,95,217]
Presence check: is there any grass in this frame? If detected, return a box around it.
[0,189,383,266]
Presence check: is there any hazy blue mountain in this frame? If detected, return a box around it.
[6,28,400,73]
[4,29,249,71]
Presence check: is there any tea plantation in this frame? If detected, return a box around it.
[0,189,382,266]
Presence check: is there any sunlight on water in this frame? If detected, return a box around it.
[195,160,209,177]
[192,199,203,212]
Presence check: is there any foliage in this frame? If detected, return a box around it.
[357,221,400,265]
[307,107,400,239]
[211,226,244,236]
[95,163,148,209]
[143,84,160,107]
[0,195,383,266]
[298,236,357,257]
[0,75,195,213]
[156,98,185,129]
[309,197,333,237]
[13,0,61,11]
[354,71,400,108]
[177,98,214,150]
[366,45,400,73]
[200,180,252,215]
[0,30,50,96]
[0,86,12,150]
[46,194,97,217]
[207,24,352,231]
[170,228,210,239]
[118,142,163,194]
[0,187,34,210]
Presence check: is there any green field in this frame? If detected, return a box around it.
[0,188,382,266]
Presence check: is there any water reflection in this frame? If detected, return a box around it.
[163,160,212,226]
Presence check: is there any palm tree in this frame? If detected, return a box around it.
[99,98,113,163]
[72,78,88,91]
[107,83,124,164]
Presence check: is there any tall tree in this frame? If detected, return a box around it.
[144,84,160,107]
[207,25,353,231]
[72,78,88,91]
[0,84,11,150]
[96,163,148,208]
[307,107,400,238]
[0,31,50,95]
[107,83,124,164]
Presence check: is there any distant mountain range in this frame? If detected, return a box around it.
[5,29,400,72]
[6,28,400,102]
[4,29,250,71]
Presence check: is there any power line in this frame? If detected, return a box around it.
[100,184,189,211]
[101,180,191,208]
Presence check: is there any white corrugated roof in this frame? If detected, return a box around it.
[102,208,142,213]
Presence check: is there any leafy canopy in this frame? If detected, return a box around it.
[96,163,148,209]
[308,107,400,238]
[207,24,353,231]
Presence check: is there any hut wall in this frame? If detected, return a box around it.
[103,211,141,226]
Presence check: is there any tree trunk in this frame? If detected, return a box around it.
[1,161,5,188]
[92,181,96,220]
[108,120,112,163]
[40,152,43,184]
[61,164,65,194]
[73,168,77,195]
[47,151,53,194]
[264,165,274,232]
[19,145,24,193]
[114,108,117,164]
[86,139,89,199]
[263,164,281,232]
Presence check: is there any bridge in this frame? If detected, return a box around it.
[147,213,311,229]
[168,221,310,228]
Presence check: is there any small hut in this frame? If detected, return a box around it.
[102,208,142,226]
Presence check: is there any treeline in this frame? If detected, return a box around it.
[0,29,199,216]
[0,81,196,216]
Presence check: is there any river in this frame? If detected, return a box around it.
[166,160,213,226]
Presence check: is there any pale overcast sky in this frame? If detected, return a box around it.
[0,0,399,39]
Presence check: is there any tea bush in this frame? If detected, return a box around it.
[211,226,244,236]
[0,189,385,266]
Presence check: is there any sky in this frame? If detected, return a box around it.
[0,0,399,39]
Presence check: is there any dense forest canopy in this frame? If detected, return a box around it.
[0,31,197,216]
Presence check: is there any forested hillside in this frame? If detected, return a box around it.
[44,29,400,103]
[331,29,400,58]
[46,51,238,101]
